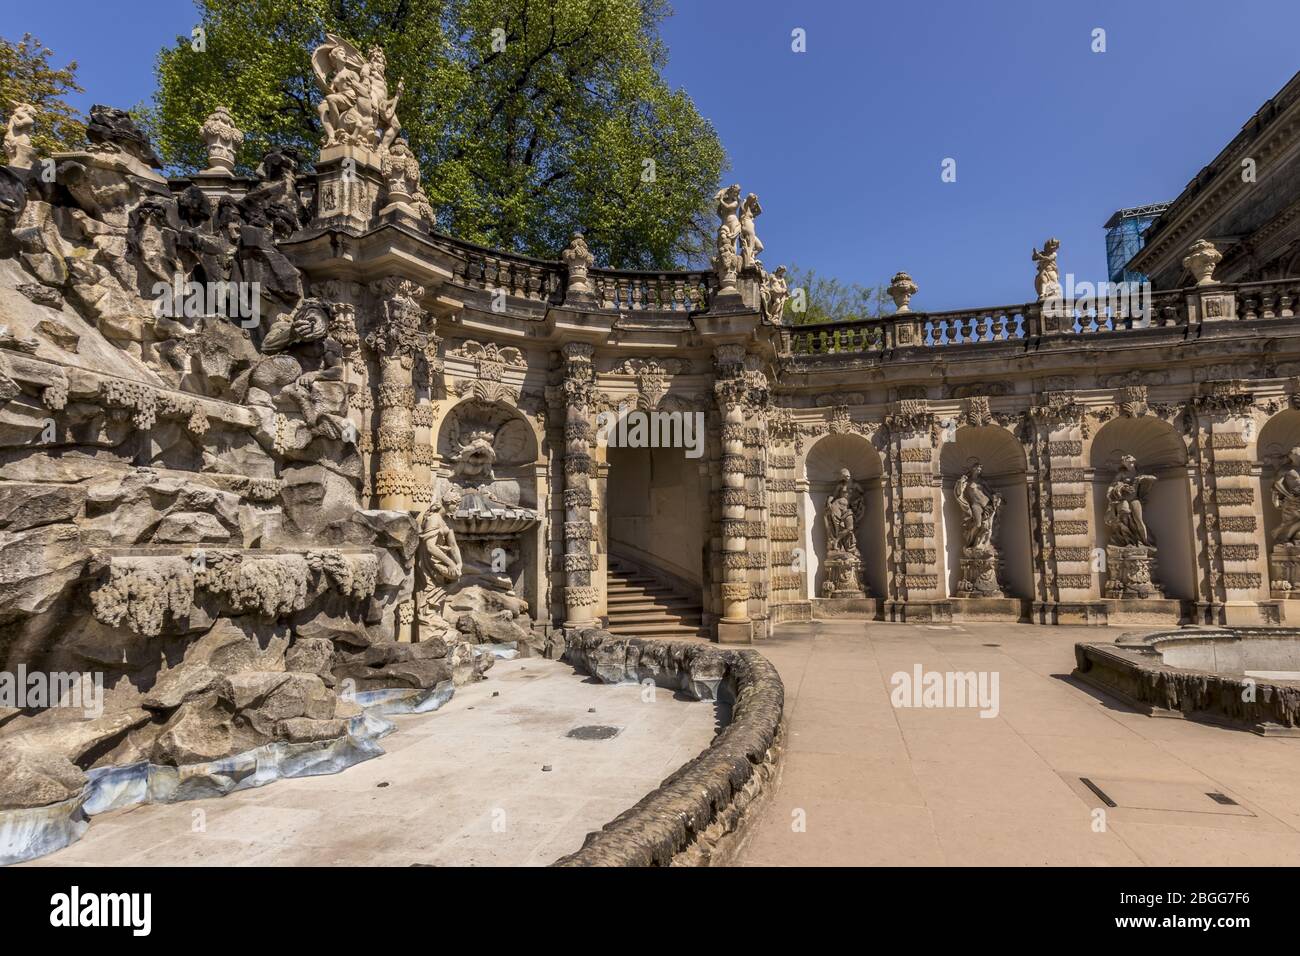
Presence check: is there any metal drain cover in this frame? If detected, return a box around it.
[1078,777,1253,816]
[566,724,622,740]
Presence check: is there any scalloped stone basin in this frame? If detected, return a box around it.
[1073,626,1300,736]
[448,489,538,537]
[448,508,538,536]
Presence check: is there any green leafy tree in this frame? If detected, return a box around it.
[150,0,726,268]
[0,33,85,155]
[783,264,894,325]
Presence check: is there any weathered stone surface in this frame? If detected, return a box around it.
[276,716,346,743]
[142,663,222,710]
[284,637,335,684]
[151,698,234,766]
[153,510,232,544]
[0,746,87,810]
[0,523,87,624]
[279,464,362,541]
[0,483,85,532]
[333,641,454,690]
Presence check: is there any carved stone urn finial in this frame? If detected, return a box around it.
[200,106,243,174]
[1183,239,1223,286]
[888,271,918,312]
[562,231,595,295]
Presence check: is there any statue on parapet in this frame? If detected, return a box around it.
[1032,237,1062,303]
[311,35,403,152]
[739,192,763,272]
[760,265,788,323]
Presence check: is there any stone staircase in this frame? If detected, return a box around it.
[604,557,708,639]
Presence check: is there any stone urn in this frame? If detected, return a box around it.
[1182,239,1222,286]
[888,271,918,313]
[200,107,243,175]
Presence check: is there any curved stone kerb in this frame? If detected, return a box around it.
[552,628,784,867]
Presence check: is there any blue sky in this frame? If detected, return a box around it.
[8,0,1300,309]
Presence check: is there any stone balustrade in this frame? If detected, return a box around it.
[777,282,1300,358]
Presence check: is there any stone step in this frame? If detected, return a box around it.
[605,559,708,639]
[605,596,698,611]
[605,584,674,598]
[604,621,708,637]
[608,609,702,625]
[606,587,684,600]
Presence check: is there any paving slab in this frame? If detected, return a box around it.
[738,620,1300,867]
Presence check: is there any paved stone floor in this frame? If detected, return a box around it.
[737,620,1300,866]
[30,659,721,867]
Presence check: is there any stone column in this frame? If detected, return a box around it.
[561,343,598,628]
[366,277,425,511]
[713,345,753,643]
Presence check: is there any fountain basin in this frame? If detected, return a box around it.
[1073,626,1300,736]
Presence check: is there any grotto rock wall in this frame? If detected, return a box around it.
[0,107,493,821]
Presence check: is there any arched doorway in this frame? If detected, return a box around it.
[803,433,887,604]
[604,443,708,586]
[1089,416,1195,599]
[939,425,1033,600]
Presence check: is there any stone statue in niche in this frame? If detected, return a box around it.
[1271,447,1300,544]
[312,35,403,151]
[1103,453,1162,599]
[1268,447,1300,595]
[415,492,463,636]
[955,461,1004,597]
[955,462,1000,550]
[821,468,868,598]
[1105,454,1156,548]
[825,469,865,552]
[441,410,539,592]
[453,429,499,487]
